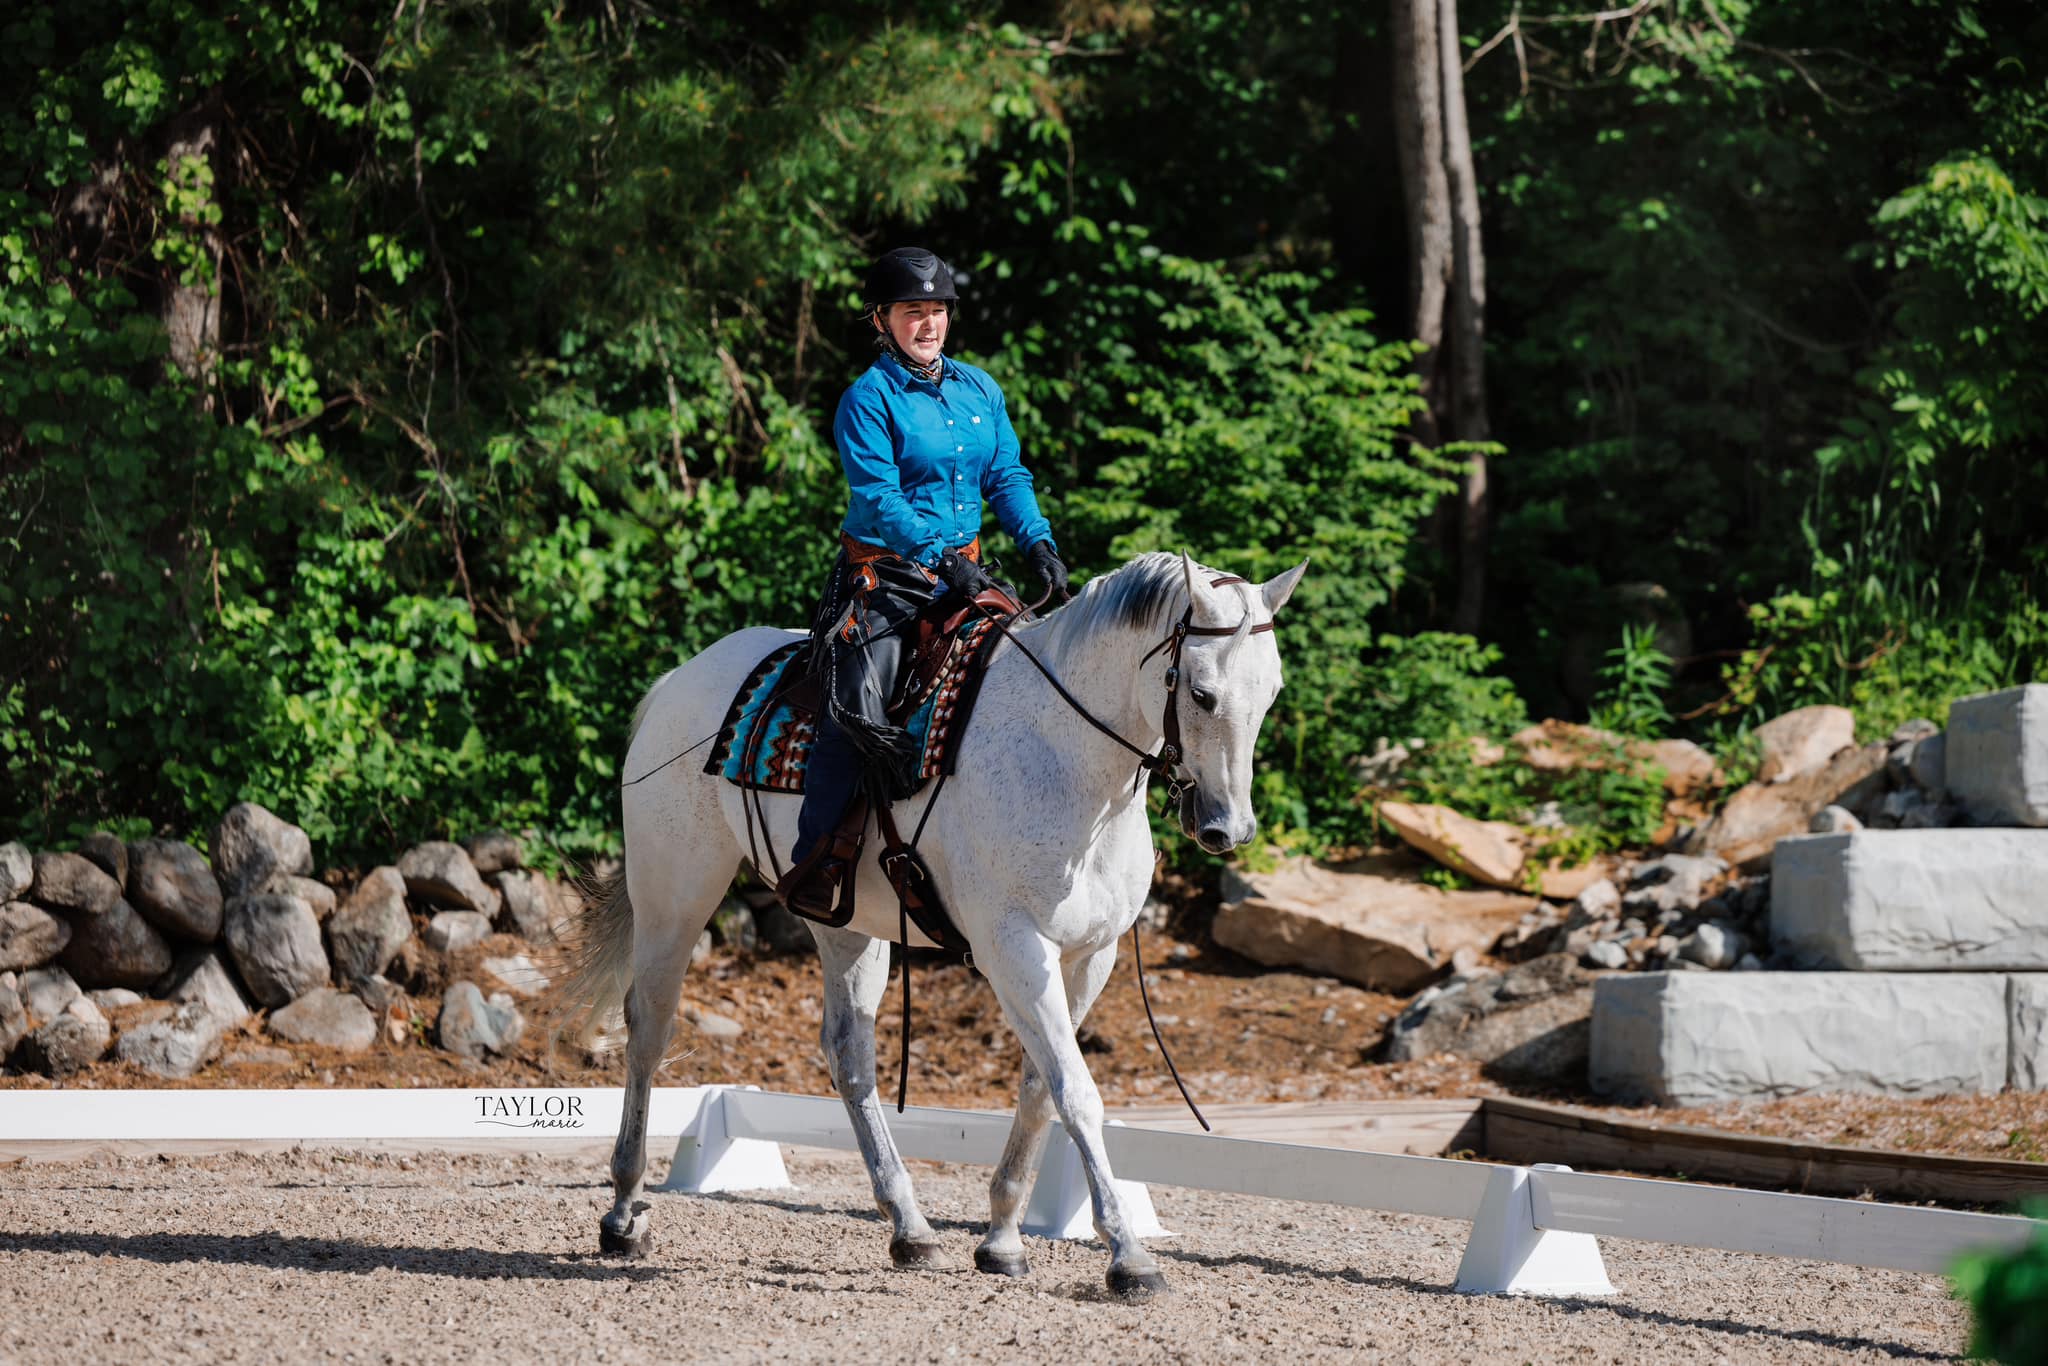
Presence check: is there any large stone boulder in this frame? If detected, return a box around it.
[423,910,491,953]
[326,866,413,984]
[113,1002,226,1079]
[0,973,27,1058]
[461,830,525,875]
[1375,801,1527,890]
[1754,705,1857,784]
[165,947,256,1027]
[1382,954,1594,1083]
[1773,829,2048,970]
[481,954,549,998]
[211,802,313,898]
[78,831,129,888]
[284,876,337,923]
[1682,742,1888,871]
[1212,854,1534,993]
[18,965,81,1022]
[1948,685,2048,827]
[0,902,71,972]
[223,893,328,1007]
[0,842,31,902]
[1512,721,1722,796]
[126,839,225,941]
[22,995,111,1075]
[269,987,378,1052]
[1621,853,1727,922]
[1590,971,2011,1104]
[399,841,499,915]
[57,899,174,990]
[491,869,574,942]
[30,851,122,916]
[437,980,524,1059]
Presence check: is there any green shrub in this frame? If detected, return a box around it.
[1954,1205,2048,1364]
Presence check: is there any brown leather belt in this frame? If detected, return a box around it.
[842,533,980,566]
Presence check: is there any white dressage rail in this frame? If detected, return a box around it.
[1,1084,2036,1296]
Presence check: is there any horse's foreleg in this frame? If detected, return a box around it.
[601,849,728,1257]
[812,924,945,1268]
[978,923,1164,1300]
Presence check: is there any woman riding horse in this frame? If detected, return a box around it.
[779,246,1069,918]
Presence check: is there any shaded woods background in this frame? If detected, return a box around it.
[4,1,2045,862]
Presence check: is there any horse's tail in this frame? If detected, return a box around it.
[555,868,635,1051]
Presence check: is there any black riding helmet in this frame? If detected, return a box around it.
[864,247,958,308]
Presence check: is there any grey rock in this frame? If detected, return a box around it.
[491,869,570,942]
[1583,940,1628,970]
[78,831,128,888]
[1571,878,1621,923]
[1754,705,1857,784]
[269,987,377,1052]
[423,910,491,953]
[23,995,111,1074]
[19,966,81,1023]
[1623,854,1726,918]
[749,896,814,954]
[210,802,313,898]
[1774,829,2048,970]
[1907,731,1948,795]
[326,867,413,985]
[57,898,173,989]
[398,841,498,915]
[222,1045,293,1067]
[460,830,525,875]
[223,894,328,1007]
[481,954,548,998]
[126,839,224,941]
[2008,977,2048,1090]
[285,876,337,923]
[165,947,256,1027]
[1677,921,1745,970]
[683,1005,744,1041]
[1734,953,1763,971]
[30,851,122,916]
[437,980,524,1059]
[709,898,757,951]
[1888,718,1941,748]
[350,973,408,1020]
[0,974,26,1058]
[1808,805,1862,834]
[0,902,72,972]
[691,929,713,967]
[1382,954,1592,1084]
[113,1002,225,1078]
[0,842,31,902]
[1591,970,2010,1103]
[89,987,144,1009]
[1948,685,2048,826]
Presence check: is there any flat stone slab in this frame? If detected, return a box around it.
[1948,684,2048,826]
[1590,971,2024,1104]
[1773,829,2048,970]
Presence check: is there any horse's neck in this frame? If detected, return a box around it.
[1009,611,1161,791]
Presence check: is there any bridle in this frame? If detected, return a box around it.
[981,573,1279,808]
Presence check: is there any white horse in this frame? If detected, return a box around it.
[563,550,1305,1299]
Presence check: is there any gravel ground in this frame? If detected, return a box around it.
[0,1145,1966,1363]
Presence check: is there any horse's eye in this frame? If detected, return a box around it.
[1191,687,1217,712]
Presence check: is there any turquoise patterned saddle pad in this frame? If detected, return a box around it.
[703,617,999,795]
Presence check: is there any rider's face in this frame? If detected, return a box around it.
[879,301,949,367]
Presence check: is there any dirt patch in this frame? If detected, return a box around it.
[0,1146,1969,1363]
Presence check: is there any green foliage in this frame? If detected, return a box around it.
[1954,1200,2048,1364]
[1591,624,1675,739]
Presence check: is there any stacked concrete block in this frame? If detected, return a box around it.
[1592,684,2048,1103]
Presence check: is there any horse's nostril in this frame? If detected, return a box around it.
[1199,824,1231,850]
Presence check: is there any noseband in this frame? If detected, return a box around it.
[1135,575,1276,805]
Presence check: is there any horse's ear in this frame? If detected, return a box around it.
[1262,559,1309,615]
[1179,549,1198,603]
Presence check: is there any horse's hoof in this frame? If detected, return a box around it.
[974,1246,1031,1278]
[599,1206,653,1258]
[1106,1264,1168,1301]
[889,1235,947,1269]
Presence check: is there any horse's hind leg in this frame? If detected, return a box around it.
[975,945,1117,1277]
[599,836,735,1257]
[812,924,946,1268]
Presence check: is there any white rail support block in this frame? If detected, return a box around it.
[1021,1120,1172,1241]
[658,1086,791,1194]
[1456,1164,1615,1297]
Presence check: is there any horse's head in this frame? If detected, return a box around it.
[1157,553,1307,855]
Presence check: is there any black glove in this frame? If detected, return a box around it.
[932,549,996,602]
[1025,541,1069,598]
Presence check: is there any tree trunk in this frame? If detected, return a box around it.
[1438,0,1490,633]
[160,110,222,388]
[1389,0,1451,450]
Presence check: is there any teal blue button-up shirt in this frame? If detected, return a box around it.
[834,352,1055,568]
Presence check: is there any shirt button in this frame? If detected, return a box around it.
[956,445,964,452]
[947,420,954,426]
